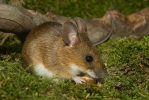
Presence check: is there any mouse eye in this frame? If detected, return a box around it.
[85,55,93,62]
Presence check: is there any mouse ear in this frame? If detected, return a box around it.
[62,22,78,47]
[74,17,87,33]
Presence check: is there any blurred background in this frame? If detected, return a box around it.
[3,0,149,18]
[22,0,149,18]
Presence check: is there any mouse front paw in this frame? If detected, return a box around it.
[73,76,86,84]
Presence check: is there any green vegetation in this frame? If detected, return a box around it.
[24,0,149,18]
[1,0,149,99]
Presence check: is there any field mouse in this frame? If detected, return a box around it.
[22,18,105,84]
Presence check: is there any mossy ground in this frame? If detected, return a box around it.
[1,0,149,99]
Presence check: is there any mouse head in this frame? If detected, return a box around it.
[61,17,105,80]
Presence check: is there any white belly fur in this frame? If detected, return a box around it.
[34,64,53,78]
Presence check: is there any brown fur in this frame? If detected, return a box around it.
[22,21,105,84]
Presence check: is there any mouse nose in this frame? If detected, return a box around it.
[93,64,106,79]
[93,64,107,84]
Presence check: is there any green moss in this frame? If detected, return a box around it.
[97,37,149,99]
[1,37,149,100]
